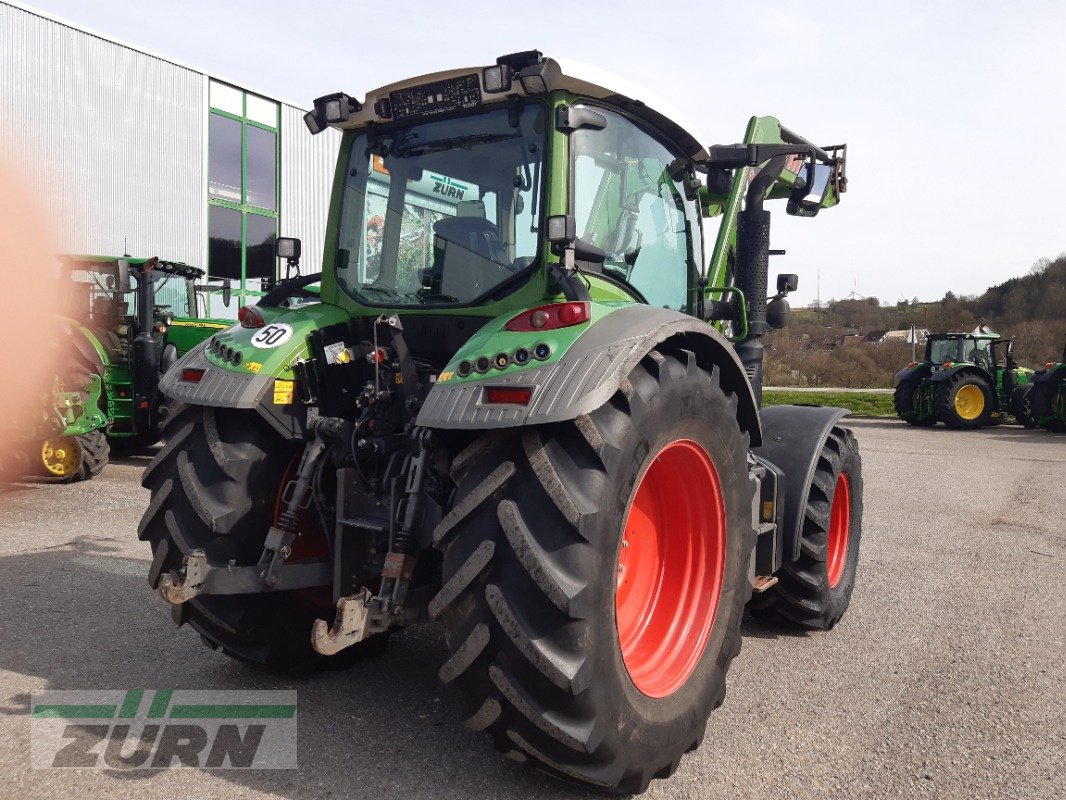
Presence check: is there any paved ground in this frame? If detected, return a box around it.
[0,419,1062,799]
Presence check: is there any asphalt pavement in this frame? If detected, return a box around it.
[0,419,1062,799]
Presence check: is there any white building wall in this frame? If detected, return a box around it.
[280,106,341,276]
[0,2,206,265]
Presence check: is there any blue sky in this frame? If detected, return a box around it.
[18,0,1066,307]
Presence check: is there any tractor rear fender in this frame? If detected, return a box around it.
[754,405,849,563]
[1032,363,1066,386]
[929,363,988,384]
[894,363,931,383]
[417,305,762,446]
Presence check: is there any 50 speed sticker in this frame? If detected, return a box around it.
[250,323,294,349]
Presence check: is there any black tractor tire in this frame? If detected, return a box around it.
[1031,377,1066,432]
[1011,386,1037,428]
[75,430,110,481]
[430,350,754,793]
[934,373,994,429]
[41,429,109,483]
[893,379,935,426]
[746,426,863,629]
[138,405,388,673]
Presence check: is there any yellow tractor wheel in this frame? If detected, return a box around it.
[38,430,109,483]
[935,374,993,429]
[953,384,985,421]
[41,437,83,479]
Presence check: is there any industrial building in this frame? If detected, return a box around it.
[0,1,341,315]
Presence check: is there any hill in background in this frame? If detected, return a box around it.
[766,254,1066,388]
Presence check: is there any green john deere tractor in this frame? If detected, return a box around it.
[893,331,1033,429]
[60,255,231,453]
[1023,335,1066,431]
[141,52,862,792]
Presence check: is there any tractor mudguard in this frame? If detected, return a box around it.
[754,405,849,563]
[929,363,985,383]
[416,304,762,446]
[158,303,350,439]
[894,363,931,383]
[1032,363,1066,387]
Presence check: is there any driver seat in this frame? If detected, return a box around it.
[425,216,508,299]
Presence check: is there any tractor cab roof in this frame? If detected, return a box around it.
[312,51,708,163]
[929,332,1000,341]
[60,254,205,280]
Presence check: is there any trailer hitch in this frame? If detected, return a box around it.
[158,550,331,604]
[159,416,353,605]
[311,427,436,655]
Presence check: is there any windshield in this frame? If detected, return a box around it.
[336,104,546,306]
[928,337,992,366]
[66,264,192,323]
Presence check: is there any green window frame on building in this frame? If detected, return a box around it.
[208,80,280,304]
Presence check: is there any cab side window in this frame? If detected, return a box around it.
[571,106,700,311]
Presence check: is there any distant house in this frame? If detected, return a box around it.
[865,330,888,343]
[841,334,867,348]
[881,328,930,344]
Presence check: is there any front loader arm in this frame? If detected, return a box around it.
[702,115,847,292]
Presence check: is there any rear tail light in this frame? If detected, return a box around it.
[181,368,205,383]
[505,302,590,332]
[239,305,265,328]
[1047,362,1055,370]
[484,387,533,405]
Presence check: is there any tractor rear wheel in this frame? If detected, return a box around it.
[1031,377,1066,432]
[430,350,753,792]
[935,373,993,429]
[747,426,862,629]
[138,405,387,673]
[1011,386,1036,428]
[893,380,935,426]
[40,429,109,482]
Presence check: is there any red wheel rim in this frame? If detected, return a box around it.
[615,439,726,698]
[826,473,851,588]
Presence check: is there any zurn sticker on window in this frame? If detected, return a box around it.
[273,380,295,405]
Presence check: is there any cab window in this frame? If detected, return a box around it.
[571,105,700,311]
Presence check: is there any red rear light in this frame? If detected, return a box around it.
[181,368,205,383]
[907,361,916,368]
[484,387,533,405]
[238,305,265,328]
[1047,362,1055,370]
[943,361,953,368]
[505,302,590,332]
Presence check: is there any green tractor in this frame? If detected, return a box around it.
[141,53,863,792]
[60,255,231,453]
[1023,335,1066,431]
[893,331,1033,429]
[0,365,110,484]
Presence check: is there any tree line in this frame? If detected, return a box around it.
[765,254,1066,388]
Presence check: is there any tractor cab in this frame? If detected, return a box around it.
[924,332,998,370]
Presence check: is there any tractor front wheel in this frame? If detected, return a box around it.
[747,426,863,629]
[431,350,753,792]
[893,380,935,426]
[935,373,993,429]
[40,429,109,482]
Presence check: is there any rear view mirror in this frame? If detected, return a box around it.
[222,280,232,308]
[776,273,799,294]
[787,162,833,217]
[115,258,132,294]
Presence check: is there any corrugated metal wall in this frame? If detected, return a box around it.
[0,3,206,265]
[280,106,341,275]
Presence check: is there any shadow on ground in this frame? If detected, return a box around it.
[0,536,591,799]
